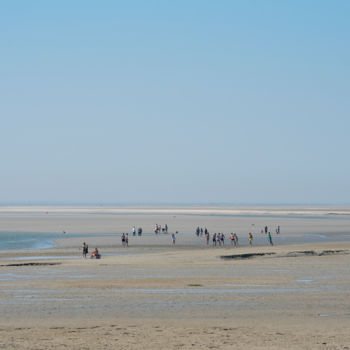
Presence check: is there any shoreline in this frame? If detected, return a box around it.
[1,205,350,217]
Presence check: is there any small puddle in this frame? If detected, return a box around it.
[110,287,320,294]
[319,314,350,318]
[296,279,313,283]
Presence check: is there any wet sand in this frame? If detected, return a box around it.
[1,207,350,349]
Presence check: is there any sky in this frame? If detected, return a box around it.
[0,1,349,205]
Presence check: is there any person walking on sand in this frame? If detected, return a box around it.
[125,233,129,247]
[268,232,273,246]
[206,231,210,245]
[249,233,253,246]
[171,232,176,245]
[132,226,136,236]
[213,233,217,246]
[121,233,126,247]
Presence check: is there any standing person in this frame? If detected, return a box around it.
[121,233,126,247]
[277,225,280,234]
[249,233,253,246]
[82,242,88,258]
[234,233,238,247]
[132,226,136,236]
[125,233,129,247]
[171,232,176,245]
[265,226,268,234]
[221,233,225,246]
[212,233,217,246]
[230,233,235,246]
[206,231,210,245]
[268,232,273,246]
[165,224,168,233]
[217,233,221,246]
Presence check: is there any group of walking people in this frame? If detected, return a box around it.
[154,224,168,234]
[198,225,281,247]
[82,224,281,258]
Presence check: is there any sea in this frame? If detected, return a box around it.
[0,231,72,251]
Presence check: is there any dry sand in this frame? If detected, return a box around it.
[1,207,350,349]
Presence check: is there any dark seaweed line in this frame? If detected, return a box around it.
[221,250,350,260]
[0,262,61,267]
[220,252,276,260]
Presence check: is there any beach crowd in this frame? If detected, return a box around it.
[83,224,281,258]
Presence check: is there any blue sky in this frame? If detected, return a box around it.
[1,1,349,204]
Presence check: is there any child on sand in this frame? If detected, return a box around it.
[91,248,101,259]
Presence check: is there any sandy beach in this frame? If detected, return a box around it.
[1,207,350,349]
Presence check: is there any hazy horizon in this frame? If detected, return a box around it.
[1,201,350,208]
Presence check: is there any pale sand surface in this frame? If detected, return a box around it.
[1,207,350,349]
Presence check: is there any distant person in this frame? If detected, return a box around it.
[132,226,136,236]
[171,232,176,245]
[125,233,129,247]
[234,233,238,247]
[165,224,168,233]
[206,232,210,245]
[230,233,235,246]
[121,233,126,247]
[249,233,253,246]
[138,227,142,236]
[221,233,225,246]
[82,242,88,258]
[217,233,221,246]
[277,226,280,234]
[212,233,217,246]
[265,226,268,234]
[268,232,273,246]
[91,248,100,259]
